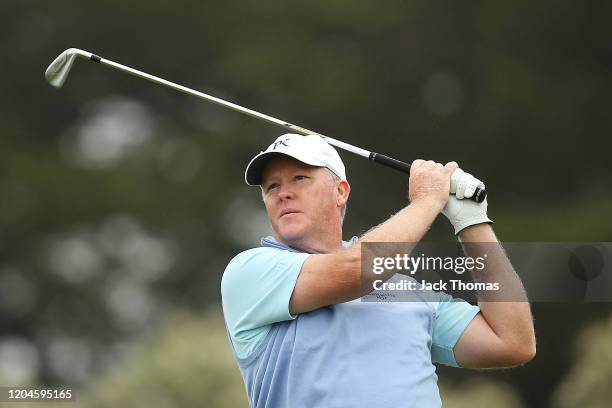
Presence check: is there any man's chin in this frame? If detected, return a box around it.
[276,226,307,245]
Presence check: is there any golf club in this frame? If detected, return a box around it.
[45,48,486,203]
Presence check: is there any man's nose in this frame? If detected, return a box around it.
[278,184,295,200]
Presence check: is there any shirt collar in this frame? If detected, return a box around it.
[261,236,358,253]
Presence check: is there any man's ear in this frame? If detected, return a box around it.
[336,180,350,207]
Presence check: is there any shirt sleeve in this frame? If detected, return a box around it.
[430,292,480,367]
[221,247,311,358]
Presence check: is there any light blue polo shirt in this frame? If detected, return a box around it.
[221,236,480,407]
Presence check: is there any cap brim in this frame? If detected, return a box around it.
[244,151,327,186]
[245,152,283,186]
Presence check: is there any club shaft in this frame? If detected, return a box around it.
[58,50,486,203]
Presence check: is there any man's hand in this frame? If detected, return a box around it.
[442,169,492,234]
[408,160,458,210]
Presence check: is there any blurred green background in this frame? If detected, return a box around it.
[1,1,611,407]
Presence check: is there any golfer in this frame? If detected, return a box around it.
[221,134,535,407]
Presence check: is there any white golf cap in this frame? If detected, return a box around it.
[245,133,347,186]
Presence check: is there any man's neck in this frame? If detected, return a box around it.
[278,234,343,254]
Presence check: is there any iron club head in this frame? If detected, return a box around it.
[45,48,93,88]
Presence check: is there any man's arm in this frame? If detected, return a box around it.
[289,160,457,315]
[290,199,442,314]
[453,224,536,368]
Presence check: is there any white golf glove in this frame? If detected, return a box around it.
[443,168,493,235]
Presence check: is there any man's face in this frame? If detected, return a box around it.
[261,156,344,247]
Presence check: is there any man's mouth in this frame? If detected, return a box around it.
[280,208,300,218]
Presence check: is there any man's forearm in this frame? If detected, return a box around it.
[459,224,536,356]
[361,199,442,244]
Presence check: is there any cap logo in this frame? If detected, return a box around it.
[272,139,290,150]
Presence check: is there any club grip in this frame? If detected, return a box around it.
[368,152,487,203]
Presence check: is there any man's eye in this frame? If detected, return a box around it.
[266,183,279,192]
[295,175,307,181]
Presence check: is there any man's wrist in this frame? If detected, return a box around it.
[458,222,496,242]
[408,196,446,215]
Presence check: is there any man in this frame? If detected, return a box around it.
[221,134,535,407]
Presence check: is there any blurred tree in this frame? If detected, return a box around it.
[440,378,524,408]
[553,312,612,408]
[83,309,246,408]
